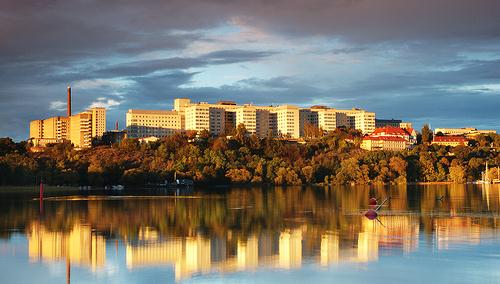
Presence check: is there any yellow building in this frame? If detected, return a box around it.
[68,108,106,148]
[29,116,69,140]
[361,136,410,151]
[90,107,106,137]
[126,109,182,138]
[431,136,469,147]
[30,120,43,139]
[70,112,92,148]
[30,108,105,149]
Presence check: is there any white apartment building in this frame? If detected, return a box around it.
[256,109,271,138]
[209,107,225,136]
[340,109,376,134]
[185,104,210,133]
[274,105,300,138]
[126,98,377,140]
[236,106,257,134]
[300,106,375,135]
[126,109,182,138]
[315,108,338,132]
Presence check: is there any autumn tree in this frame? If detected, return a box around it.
[449,165,465,183]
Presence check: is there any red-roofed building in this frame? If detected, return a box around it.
[402,127,417,144]
[431,136,468,147]
[362,136,410,151]
[362,126,415,151]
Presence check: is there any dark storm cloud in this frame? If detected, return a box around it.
[1,0,500,139]
[95,50,277,77]
[3,0,500,61]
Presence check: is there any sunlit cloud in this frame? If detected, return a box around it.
[49,101,67,112]
[88,98,122,109]
[73,78,135,90]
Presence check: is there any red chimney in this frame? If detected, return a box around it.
[115,120,119,131]
[67,86,72,117]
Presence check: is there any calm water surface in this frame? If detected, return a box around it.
[0,184,499,283]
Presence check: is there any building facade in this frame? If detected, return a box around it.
[29,87,107,149]
[126,109,182,138]
[361,126,414,151]
[126,98,377,140]
[431,136,469,147]
[434,127,496,138]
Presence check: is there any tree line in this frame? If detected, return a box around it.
[0,125,499,186]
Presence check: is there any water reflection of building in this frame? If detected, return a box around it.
[362,216,420,254]
[357,231,379,262]
[320,233,339,266]
[125,229,303,279]
[434,218,481,250]
[237,236,259,270]
[28,222,106,270]
[126,236,211,280]
[124,221,423,279]
[279,229,302,269]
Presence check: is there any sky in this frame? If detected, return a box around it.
[1,0,500,140]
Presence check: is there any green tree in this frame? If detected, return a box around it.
[421,124,433,144]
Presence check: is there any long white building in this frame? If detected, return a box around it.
[126,98,376,139]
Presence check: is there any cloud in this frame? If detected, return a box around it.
[88,98,122,109]
[1,0,500,140]
[94,49,277,78]
[72,78,134,90]
[48,101,67,112]
[330,47,367,54]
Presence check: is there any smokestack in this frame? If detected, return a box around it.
[67,86,72,117]
[115,120,119,131]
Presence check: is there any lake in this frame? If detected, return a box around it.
[0,184,499,283]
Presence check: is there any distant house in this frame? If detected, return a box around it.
[433,127,496,138]
[361,126,415,151]
[431,136,468,147]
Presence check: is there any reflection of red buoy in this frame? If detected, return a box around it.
[364,209,378,220]
[368,198,377,206]
[39,178,44,214]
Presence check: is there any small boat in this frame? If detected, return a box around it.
[111,185,124,190]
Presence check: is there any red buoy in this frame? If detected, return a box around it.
[364,209,378,220]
